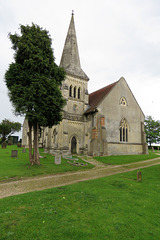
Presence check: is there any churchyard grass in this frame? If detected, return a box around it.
[94,150,160,165]
[0,145,93,182]
[0,164,160,240]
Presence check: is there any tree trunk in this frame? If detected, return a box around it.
[28,121,34,165]
[33,123,40,165]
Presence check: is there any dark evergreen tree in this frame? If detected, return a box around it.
[5,24,66,164]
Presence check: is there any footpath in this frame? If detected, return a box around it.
[0,156,160,199]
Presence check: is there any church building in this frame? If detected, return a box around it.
[22,13,148,156]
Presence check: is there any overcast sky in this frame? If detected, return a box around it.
[1,0,160,138]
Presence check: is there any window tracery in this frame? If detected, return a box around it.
[120,97,127,106]
[119,118,129,142]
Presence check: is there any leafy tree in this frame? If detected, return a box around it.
[144,116,160,147]
[0,119,21,142]
[5,23,66,165]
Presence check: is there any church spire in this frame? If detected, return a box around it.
[60,12,89,80]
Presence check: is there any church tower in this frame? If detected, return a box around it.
[46,12,90,155]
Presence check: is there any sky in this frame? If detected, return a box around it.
[1,0,160,138]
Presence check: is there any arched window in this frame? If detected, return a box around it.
[119,118,129,142]
[74,86,76,98]
[53,129,56,143]
[78,87,81,99]
[69,85,72,97]
[120,97,127,106]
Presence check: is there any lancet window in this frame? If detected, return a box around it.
[78,87,81,99]
[69,85,72,97]
[74,86,76,98]
[119,118,129,142]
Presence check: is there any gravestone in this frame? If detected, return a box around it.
[64,155,79,161]
[55,154,61,165]
[22,148,26,153]
[8,139,12,145]
[63,154,72,158]
[2,142,7,149]
[137,171,142,182]
[152,147,154,152]
[11,150,18,158]
[17,143,21,148]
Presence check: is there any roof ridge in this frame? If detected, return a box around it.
[89,81,118,96]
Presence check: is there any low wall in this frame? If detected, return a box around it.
[107,142,144,156]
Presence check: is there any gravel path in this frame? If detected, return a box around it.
[0,157,160,199]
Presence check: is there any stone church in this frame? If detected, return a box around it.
[22,13,148,156]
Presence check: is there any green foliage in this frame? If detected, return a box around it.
[0,119,21,142]
[144,116,160,147]
[5,23,66,164]
[5,23,66,127]
[0,165,160,239]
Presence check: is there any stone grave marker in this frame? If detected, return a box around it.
[2,142,7,149]
[11,150,18,158]
[55,154,61,165]
[22,148,26,153]
[152,147,154,152]
[17,143,21,148]
[137,170,142,182]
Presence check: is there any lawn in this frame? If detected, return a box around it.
[0,165,160,240]
[0,145,93,182]
[94,150,160,165]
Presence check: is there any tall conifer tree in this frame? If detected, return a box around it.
[5,24,66,165]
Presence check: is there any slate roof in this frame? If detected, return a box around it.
[85,81,118,114]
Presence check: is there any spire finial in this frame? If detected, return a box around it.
[72,10,74,16]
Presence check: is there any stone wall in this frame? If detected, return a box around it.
[87,78,148,156]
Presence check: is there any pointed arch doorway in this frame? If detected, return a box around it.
[71,136,77,154]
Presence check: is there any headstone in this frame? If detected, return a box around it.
[39,155,46,159]
[8,139,12,145]
[152,147,154,152]
[63,154,72,158]
[158,147,159,152]
[64,155,79,161]
[137,171,142,182]
[17,143,21,148]
[2,142,7,149]
[22,148,26,153]
[11,150,18,158]
[55,154,61,165]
